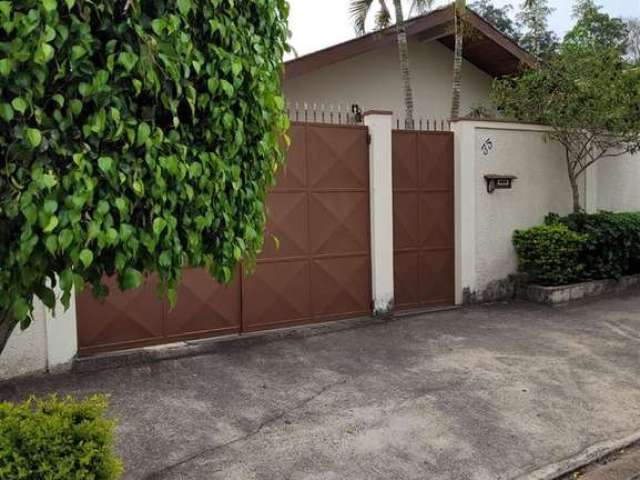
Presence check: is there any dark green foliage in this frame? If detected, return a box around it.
[513,224,588,286]
[0,1,290,332]
[549,211,640,280]
[0,395,122,479]
[470,0,520,40]
[514,212,640,286]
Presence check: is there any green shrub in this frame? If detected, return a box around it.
[0,395,122,479]
[0,0,289,331]
[549,211,640,279]
[513,224,588,285]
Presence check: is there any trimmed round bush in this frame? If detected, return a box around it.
[0,395,122,479]
[0,0,290,330]
[513,224,588,286]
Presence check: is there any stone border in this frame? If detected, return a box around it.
[520,274,640,305]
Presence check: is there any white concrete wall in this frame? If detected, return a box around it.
[454,120,584,301]
[285,40,493,123]
[596,152,640,212]
[0,302,48,379]
[0,290,77,380]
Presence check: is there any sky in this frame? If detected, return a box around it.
[287,0,640,59]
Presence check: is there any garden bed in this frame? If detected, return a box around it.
[520,274,640,305]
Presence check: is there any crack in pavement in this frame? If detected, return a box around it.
[142,378,347,480]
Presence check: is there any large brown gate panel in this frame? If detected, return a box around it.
[78,121,371,353]
[393,130,454,310]
[243,122,371,331]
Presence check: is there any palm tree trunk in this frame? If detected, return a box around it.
[0,309,17,357]
[450,1,465,120]
[392,0,415,130]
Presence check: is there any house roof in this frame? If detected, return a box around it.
[284,4,537,80]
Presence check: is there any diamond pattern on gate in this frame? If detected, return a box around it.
[392,132,419,190]
[419,134,454,191]
[394,252,420,308]
[310,192,369,255]
[261,192,308,260]
[420,192,454,249]
[243,260,311,328]
[274,124,306,190]
[311,256,370,317]
[393,192,420,250]
[420,250,455,304]
[307,126,368,189]
[77,277,163,348]
[165,269,241,335]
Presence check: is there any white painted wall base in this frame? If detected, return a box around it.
[364,111,395,315]
[0,288,77,380]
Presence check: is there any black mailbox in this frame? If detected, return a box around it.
[484,174,517,194]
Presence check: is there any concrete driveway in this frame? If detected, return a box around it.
[2,293,640,480]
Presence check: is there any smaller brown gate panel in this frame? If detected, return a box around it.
[393,130,455,310]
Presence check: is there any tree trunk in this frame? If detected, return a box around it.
[450,5,464,120]
[392,0,415,130]
[566,148,582,212]
[0,309,17,358]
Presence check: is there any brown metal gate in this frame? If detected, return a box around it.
[77,121,371,355]
[392,130,455,310]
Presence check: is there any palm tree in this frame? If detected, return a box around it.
[350,0,434,129]
[450,0,466,119]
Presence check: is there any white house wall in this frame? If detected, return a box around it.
[284,40,494,122]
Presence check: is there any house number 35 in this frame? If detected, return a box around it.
[481,138,494,156]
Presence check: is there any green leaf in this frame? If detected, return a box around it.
[43,200,58,214]
[52,94,65,107]
[13,297,30,322]
[34,43,55,65]
[0,1,11,17]
[42,0,58,12]
[25,128,42,148]
[65,0,75,9]
[69,99,83,116]
[0,58,12,76]
[11,97,27,114]
[45,234,58,254]
[58,229,74,251]
[36,286,56,309]
[98,156,113,173]
[118,51,139,72]
[0,103,13,122]
[79,249,93,268]
[71,45,86,61]
[220,79,234,97]
[177,0,192,15]
[121,268,143,290]
[136,122,150,146]
[43,215,59,233]
[153,217,167,235]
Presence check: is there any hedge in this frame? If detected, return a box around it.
[0,395,122,479]
[513,211,640,286]
[513,224,588,286]
[0,0,290,332]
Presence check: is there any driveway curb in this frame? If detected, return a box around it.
[514,431,640,480]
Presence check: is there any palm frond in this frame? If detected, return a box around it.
[350,0,376,35]
[375,1,392,30]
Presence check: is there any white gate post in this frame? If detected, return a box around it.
[364,111,395,316]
